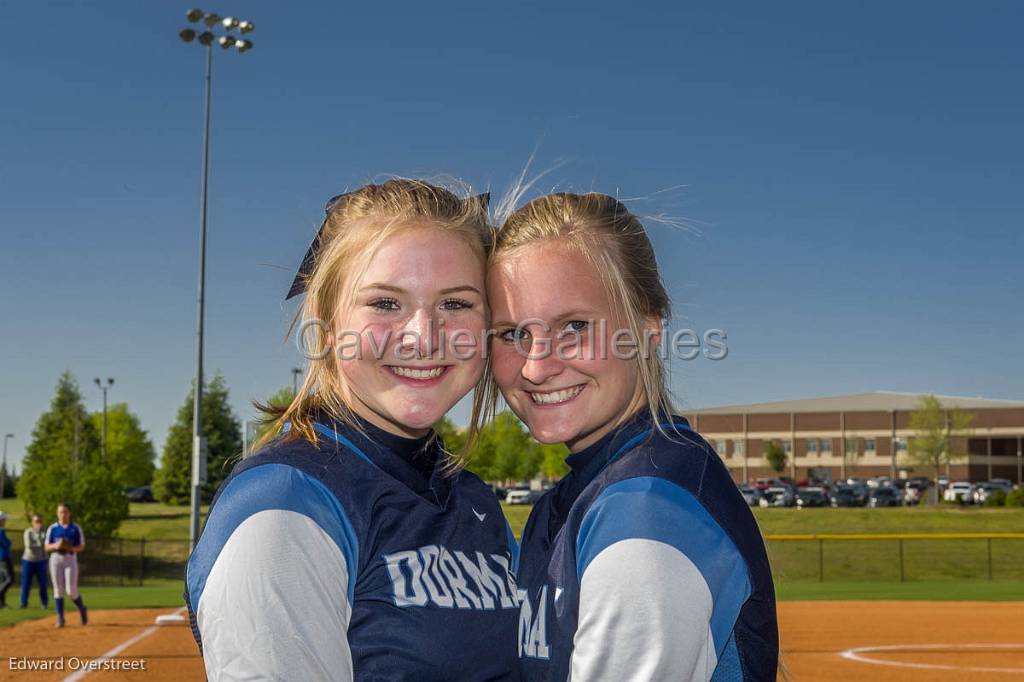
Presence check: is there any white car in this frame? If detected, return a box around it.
[505,488,533,505]
[943,481,973,504]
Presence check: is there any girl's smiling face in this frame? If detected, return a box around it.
[488,241,651,453]
[334,223,487,438]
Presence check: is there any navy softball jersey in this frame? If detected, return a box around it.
[515,412,778,681]
[186,415,521,681]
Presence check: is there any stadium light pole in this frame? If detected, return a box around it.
[94,378,114,462]
[292,367,302,396]
[1,434,13,499]
[180,8,256,551]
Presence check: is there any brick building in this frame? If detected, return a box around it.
[682,392,1024,484]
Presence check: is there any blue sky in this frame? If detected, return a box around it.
[1,1,1021,471]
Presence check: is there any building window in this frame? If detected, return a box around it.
[733,439,745,457]
[821,439,833,455]
[865,438,876,454]
[715,440,727,458]
[845,438,857,455]
[895,438,908,452]
[807,439,818,454]
[783,440,793,455]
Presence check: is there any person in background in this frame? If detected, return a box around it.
[21,514,49,609]
[0,511,12,608]
[45,503,87,627]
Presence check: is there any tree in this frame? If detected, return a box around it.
[0,462,17,498]
[908,394,974,494]
[91,403,156,489]
[764,440,787,474]
[153,375,242,505]
[465,411,548,483]
[18,372,128,536]
[434,416,467,459]
[253,387,295,445]
[538,442,569,480]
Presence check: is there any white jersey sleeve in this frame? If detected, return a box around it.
[187,463,359,682]
[570,477,751,682]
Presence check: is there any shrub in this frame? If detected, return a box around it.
[983,489,1007,507]
[1005,488,1024,507]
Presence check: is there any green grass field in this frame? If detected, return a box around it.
[0,580,185,628]
[2,497,1021,629]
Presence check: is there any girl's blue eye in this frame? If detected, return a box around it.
[563,320,589,334]
[369,297,400,311]
[500,327,530,344]
[440,298,473,311]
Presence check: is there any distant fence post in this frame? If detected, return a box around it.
[140,538,146,587]
[817,538,824,582]
[898,538,904,582]
[119,539,124,587]
[987,538,993,581]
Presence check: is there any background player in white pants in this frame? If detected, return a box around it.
[44,503,87,627]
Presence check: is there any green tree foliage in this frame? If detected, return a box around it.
[764,440,787,474]
[153,375,242,505]
[91,403,156,489]
[908,394,974,485]
[538,442,570,480]
[253,387,296,446]
[1005,488,1024,507]
[0,462,18,498]
[464,411,560,483]
[19,372,128,536]
[434,416,467,459]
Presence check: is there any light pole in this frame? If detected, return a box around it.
[94,378,114,462]
[292,368,302,396]
[180,8,256,551]
[1,434,13,499]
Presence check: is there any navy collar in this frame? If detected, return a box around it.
[311,414,454,509]
[549,411,690,538]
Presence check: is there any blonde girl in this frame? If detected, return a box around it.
[484,192,778,681]
[186,180,520,681]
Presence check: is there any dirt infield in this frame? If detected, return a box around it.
[2,601,1022,680]
[780,601,1024,680]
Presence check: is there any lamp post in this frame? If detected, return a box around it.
[94,378,114,462]
[1,434,13,499]
[292,368,302,396]
[180,8,256,551]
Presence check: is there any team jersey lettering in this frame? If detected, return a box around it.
[384,544,519,610]
[517,585,551,660]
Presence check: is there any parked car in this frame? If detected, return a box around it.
[759,486,795,508]
[491,485,508,501]
[972,482,1007,505]
[829,485,866,508]
[126,485,154,503]
[868,486,902,507]
[505,488,533,505]
[795,487,829,508]
[902,481,928,505]
[989,479,1013,493]
[752,478,780,491]
[943,481,974,504]
[738,485,762,507]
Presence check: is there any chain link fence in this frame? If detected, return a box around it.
[7,534,189,586]
[765,533,1024,583]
